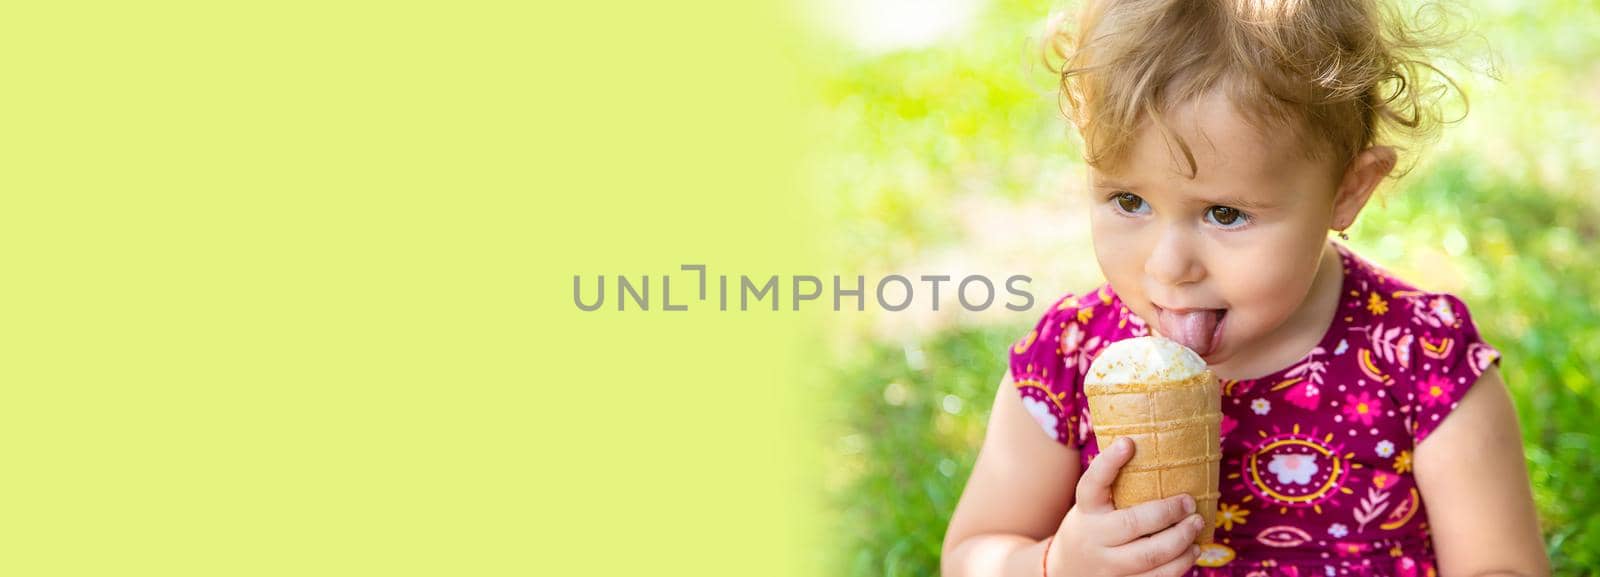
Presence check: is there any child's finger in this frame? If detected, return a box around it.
[1113,513,1204,573]
[1073,436,1133,514]
[1105,493,1194,544]
[1132,543,1201,577]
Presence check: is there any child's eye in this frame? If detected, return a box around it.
[1205,205,1249,229]
[1111,192,1149,215]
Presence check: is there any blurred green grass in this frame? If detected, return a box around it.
[810,0,1600,575]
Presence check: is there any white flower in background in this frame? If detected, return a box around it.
[1251,398,1271,415]
[1328,523,1349,538]
[1376,440,1396,458]
[1022,396,1058,438]
[1268,454,1319,485]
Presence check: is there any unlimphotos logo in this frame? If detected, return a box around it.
[574,264,1034,312]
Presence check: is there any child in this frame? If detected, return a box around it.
[941,1,1549,576]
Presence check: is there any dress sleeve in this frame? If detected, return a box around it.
[1008,293,1085,448]
[1408,293,1502,445]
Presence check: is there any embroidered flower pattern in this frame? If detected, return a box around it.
[1021,396,1058,439]
[1394,450,1413,474]
[1335,541,1371,557]
[1429,296,1458,326]
[1418,373,1454,408]
[1343,391,1380,426]
[1058,321,1106,377]
[1469,343,1499,374]
[1060,321,1084,356]
[1367,292,1389,315]
[1267,454,1319,485]
[1196,543,1236,567]
[1372,470,1398,490]
[1284,381,1322,410]
[1217,502,1250,531]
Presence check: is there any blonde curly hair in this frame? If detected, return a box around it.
[1042,0,1474,178]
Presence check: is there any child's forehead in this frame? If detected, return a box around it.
[1099,91,1319,189]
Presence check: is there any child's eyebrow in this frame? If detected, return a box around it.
[1194,194,1274,211]
[1091,178,1138,191]
[1092,179,1275,211]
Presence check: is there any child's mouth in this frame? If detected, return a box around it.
[1154,305,1227,358]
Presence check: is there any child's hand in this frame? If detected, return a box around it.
[1046,437,1203,577]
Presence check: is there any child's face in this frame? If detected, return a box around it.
[1087,90,1343,366]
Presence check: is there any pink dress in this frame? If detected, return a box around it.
[1009,243,1500,576]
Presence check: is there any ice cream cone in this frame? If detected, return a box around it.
[1084,336,1222,544]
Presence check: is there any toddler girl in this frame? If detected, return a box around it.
[942,1,1548,575]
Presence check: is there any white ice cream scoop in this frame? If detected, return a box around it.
[1086,335,1209,387]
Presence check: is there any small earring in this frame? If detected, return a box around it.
[1337,230,1350,241]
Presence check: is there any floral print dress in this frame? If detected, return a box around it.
[1008,243,1500,576]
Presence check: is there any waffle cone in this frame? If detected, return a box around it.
[1085,370,1222,544]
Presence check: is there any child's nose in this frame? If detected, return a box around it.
[1144,225,1205,286]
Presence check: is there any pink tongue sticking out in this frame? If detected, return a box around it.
[1157,308,1221,357]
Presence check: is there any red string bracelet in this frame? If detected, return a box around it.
[1041,535,1055,577]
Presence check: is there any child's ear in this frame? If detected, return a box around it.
[1330,146,1397,232]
